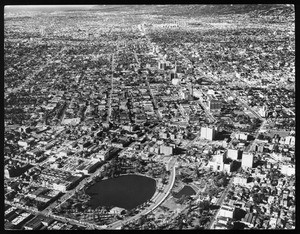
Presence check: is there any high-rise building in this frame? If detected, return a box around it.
[4,167,10,179]
[227,149,238,160]
[241,152,254,169]
[200,126,215,141]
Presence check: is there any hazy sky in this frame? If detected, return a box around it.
[5,5,96,8]
[4,5,96,12]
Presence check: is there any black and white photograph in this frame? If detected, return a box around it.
[4,4,295,230]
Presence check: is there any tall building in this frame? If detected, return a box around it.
[227,149,238,160]
[200,126,216,141]
[158,61,166,70]
[241,152,254,169]
[170,72,176,79]
[4,167,10,179]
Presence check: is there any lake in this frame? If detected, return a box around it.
[85,174,156,210]
[173,185,196,199]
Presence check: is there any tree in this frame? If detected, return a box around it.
[199,200,210,210]
[139,215,147,226]
[162,177,168,184]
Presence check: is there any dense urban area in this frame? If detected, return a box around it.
[4,4,295,230]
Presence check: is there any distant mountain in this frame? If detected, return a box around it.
[91,4,294,17]
[5,4,294,17]
[154,4,294,16]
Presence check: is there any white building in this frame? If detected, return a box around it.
[233,176,247,186]
[281,164,295,176]
[172,78,180,86]
[17,140,28,148]
[285,136,295,146]
[159,145,173,156]
[219,205,235,218]
[208,153,225,171]
[200,126,215,141]
[242,152,254,169]
[227,149,238,160]
[61,117,81,126]
[239,132,249,141]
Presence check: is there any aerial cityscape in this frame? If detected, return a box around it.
[4,4,295,230]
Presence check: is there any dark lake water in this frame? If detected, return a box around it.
[85,175,156,210]
[173,185,196,199]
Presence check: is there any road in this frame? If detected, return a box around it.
[145,77,162,121]
[234,94,263,121]
[107,53,114,123]
[207,117,267,229]
[107,158,177,229]
[184,131,202,149]
[245,118,267,152]
[178,104,189,122]
[173,48,216,124]
[207,177,234,229]
[4,200,92,229]
[197,95,217,123]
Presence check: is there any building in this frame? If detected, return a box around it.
[109,207,126,215]
[61,117,81,126]
[223,162,233,173]
[258,105,268,118]
[208,97,222,110]
[219,205,235,218]
[208,153,225,171]
[241,152,254,169]
[5,207,17,219]
[170,72,177,79]
[239,132,249,141]
[171,78,180,86]
[242,213,257,228]
[281,164,295,176]
[158,61,166,70]
[24,216,44,230]
[200,126,215,141]
[11,212,34,228]
[227,149,238,160]
[159,145,173,156]
[17,140,28,148]
[233,176,247,186]
[5,167,11,178]
[285,136,295,146]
